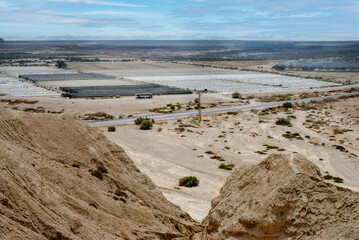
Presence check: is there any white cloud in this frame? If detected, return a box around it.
[1,12,89,24]
[81,10,163,18]
[0,0,18,10]
[49,0,147,8]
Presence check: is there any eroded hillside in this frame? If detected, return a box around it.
[1,107,359,240]
[201,154,359,239]
[0,108,200,239]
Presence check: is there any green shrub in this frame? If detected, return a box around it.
[275,118,292,126]
[134,117,144,125]
[255,151,267,155]
[210,155,225,161]
[282,131,303,140]
[227,111,238,115]
[56,60,67,68]
[323,174,333,180]
[179,176,199,187]
[140,120,153,130]
[175,127,185,133]
[264,144,279,150]
[135,117,154,126]
[333,177,344,183]
[283,102,293,108]
[108,126,116,132]
[219,163,235,170]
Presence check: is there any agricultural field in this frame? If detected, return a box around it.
[60,84,192,98]
[126,73,340,93]
[0,66,76,76]
[0,77,59,97]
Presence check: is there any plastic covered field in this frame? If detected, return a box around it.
[126,73,340,93]
[60,84,192,98]
[20,73,116,82]
[0,77,59,97]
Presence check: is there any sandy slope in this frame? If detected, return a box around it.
[0,108,200,239]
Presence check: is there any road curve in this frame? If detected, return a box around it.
[88,92,359,127]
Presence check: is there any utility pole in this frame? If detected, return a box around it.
[197,91,201,123]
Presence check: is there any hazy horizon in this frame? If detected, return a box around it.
[2,40,359,42]
[1,0,358,41]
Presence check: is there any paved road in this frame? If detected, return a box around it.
[88,92,359,127]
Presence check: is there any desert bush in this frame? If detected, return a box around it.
[232,92,241,99]
[333,145,347,152]
[82,112,114,120]
[282,131,303,140]
[275,118,292,126]
[140,120,153,130]
[179,176,199,187]
[219,163,235,170]
[135,117,154,130]
[108,126,116,132]
[134,117,145,125]
[323,175,333,180]
[205,151,214,154]
[210,155,225,161]
[56,60,67,68]
[227,111,238,115]
[283,102,293,108]
[175,127,185,133]
[255,151,267,155]
[263,144,279,150]
[333,177,344,183]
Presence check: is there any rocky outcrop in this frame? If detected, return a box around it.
[201,154,359,239]
[0,108,200,239]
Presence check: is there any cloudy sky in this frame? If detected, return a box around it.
[0,0,358,40]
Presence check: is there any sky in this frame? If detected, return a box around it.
[0,0,359,41]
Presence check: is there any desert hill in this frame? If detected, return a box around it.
[201,153,359,239]
[0,108,200,239]
[1,107,359,240]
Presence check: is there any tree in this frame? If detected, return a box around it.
[56,60,67,69]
